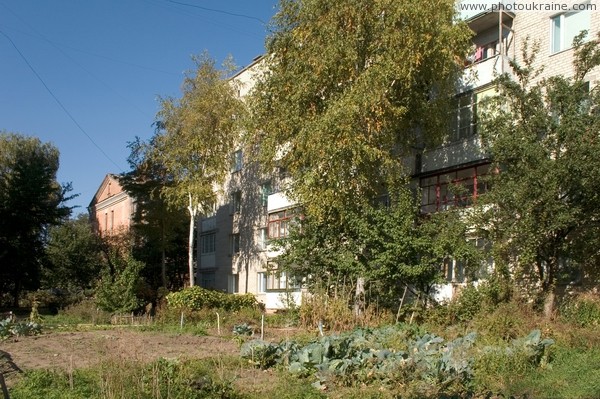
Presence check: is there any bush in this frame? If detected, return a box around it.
[560,293,600,327]
[50,298,112,325]
[166,286,260,312]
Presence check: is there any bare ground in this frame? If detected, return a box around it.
[0,328,243,386]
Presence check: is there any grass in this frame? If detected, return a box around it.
[6,294,600,399]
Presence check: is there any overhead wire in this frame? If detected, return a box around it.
[0,29,125,172]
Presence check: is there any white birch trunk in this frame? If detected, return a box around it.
[187,193,198,287]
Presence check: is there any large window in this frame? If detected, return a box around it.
[200,233,215,254]
[230,234,240,255]
[257,270,299,292]
[260,181,272,207]
[268,208,297,239]
[258,228,268,250]
[200,272,215,289]
[231,150,243,172]
[231,191,241,214]
[228,274,239,293]
[449,92,478,141]
[551,9,590,53]
[420,164,490,213]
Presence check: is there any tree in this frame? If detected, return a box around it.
[276,186,481,312]
[121,136,189,290]
[43,214,103,296]
[0,132,72,306]
[153,53,245,286]
[249,0,472,220]
[248,0,472,310]
[474,35,600,316]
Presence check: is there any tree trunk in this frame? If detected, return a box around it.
[161,248,167,288]
[354,277,365,317]
[187,193,197,287]
[161,222,167,288]
[543,289,556,319]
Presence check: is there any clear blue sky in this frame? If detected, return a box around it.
[0,0,278,215]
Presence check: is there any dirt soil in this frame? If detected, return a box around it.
[0,328,241,384]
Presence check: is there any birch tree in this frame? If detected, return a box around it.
[153,53,244,286]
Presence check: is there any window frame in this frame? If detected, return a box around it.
[267,208,297,239]
[231,150,243,173]
[449,91,478,142]
[420,164,490,213]
[231,191,241,214]
[230,233,240,255]
[200,233,216,254]
[551,9,590,54]
[257,269,300,292]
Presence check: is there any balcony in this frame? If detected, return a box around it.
[459,54,512,92]
[267,191,296,213]
[421,135,487,173]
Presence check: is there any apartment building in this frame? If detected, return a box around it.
[196,1,599,308]
[424,0,599,300]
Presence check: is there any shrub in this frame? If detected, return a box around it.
[560,293,600,327]
[166,286,259,312]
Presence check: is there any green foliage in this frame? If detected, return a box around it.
[473,35,600,304]
[10,358,246,399]
[153,52,246,285]
[277,187,481,310]
[249,0,472,221]
[241,326,478,395]
[43,214,103,304]
[95,254,144,313]
[240,325,555,398]
[0,316,42,340]
[121,137,189,290]
[232,323,254,336]
[560,293,600,327]
[0,132,72,305]
[166,286,259,312]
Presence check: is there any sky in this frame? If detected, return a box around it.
[0,0,278,214]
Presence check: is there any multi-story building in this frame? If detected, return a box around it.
[196,1,599,308]
[196,56,302,310]
[88,174,135,236]
[424,0,599,300]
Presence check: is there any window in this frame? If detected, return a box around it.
[228,274,239,293]
[420,164,490,213]
[258,228,268,250]
[268,208,297,239]
[231,150,243,172]
[231,191,241,213]
[449,92,477,141]
[260,182,272,207]
[200,233,215,254]
[257,270,299,292]
[200,272,215,289]
[551,9,590,53]
[442,258,466,283]
[230,234,240,255]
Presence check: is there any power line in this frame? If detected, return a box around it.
[165,0,268,25]
[0,29,124,172]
